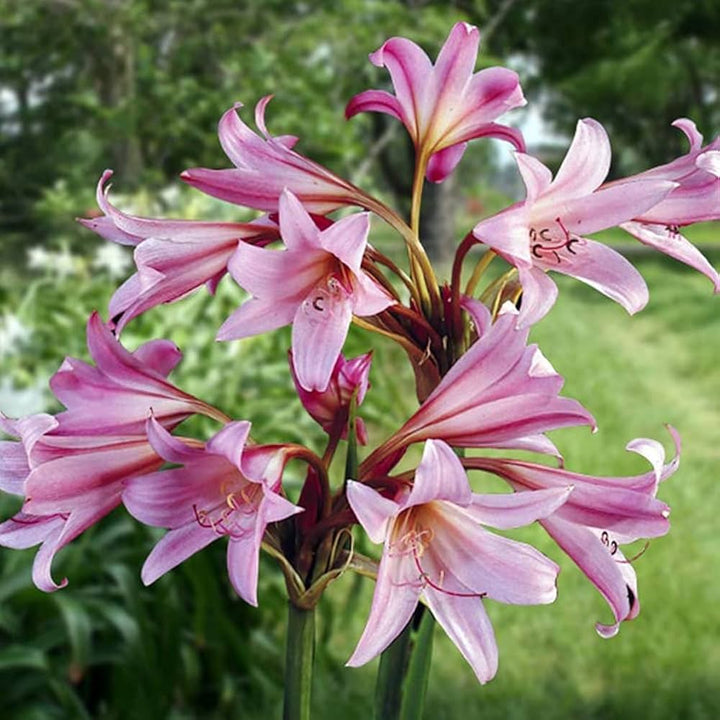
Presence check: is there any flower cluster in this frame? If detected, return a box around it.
[1,22,714,689]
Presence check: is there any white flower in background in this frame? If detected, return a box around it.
[0,377,48,416]
[0,313,32,358]
[27,246,51,271]
[53,248,78,279]
[92,243,132,279]
[158,184,181,208]
[26,246,80,278]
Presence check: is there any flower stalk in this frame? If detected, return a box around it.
[374,606,435,720]
[283,601,316,720]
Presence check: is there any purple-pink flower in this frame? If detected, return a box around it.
[218,189,394,392]
[465,427,680,637]
[0,313,219,591]
[181,97,374,214]
[347,22,526,182]
[361,306,594,475]
[0,421,162,591]
[472,119,677,326]
[290,351,372,444]
[50,312,220,435]
[80,170,280,333]
[347,439,571,683]
[123,418,302,606]
[615,119,720,292]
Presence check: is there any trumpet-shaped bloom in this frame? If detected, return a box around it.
[123,418,302,606]
[80,170,280,333]
[472,119,677,326]
[218,190,393,392]
[50,312,219,435]
[614,119,720,292]
[182,97,372,214]
[347,22,526,182]
[0,425,163,591]
[361,307,594,476]
[347,439,571,683]
[465,427,680,637]
[0,314,221,591]
[290,351,372,444]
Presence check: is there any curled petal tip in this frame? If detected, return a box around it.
[595,621,620,639]
[671,117,703,150]
[368,46,385,67]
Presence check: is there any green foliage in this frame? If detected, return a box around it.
[0,0,466,253]
[494,0,720,171]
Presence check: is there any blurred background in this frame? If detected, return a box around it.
[1,0,718,718]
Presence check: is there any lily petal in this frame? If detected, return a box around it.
[542,516,638,638]
[466,486,572,529]
[291,286,353,392]
[346,549,422,667]
[536,238,649,316]
[424,588,498,684]
[406,439,472,508]
[141,522,217,585]
[621,222,720,292]
[549,119,611,199]
[346,480,399,544]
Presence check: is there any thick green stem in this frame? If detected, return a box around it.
[283,603,316,720]
[374,606,435,720]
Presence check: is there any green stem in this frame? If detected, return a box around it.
[345,390,360,483]
[283,603,316,720]
[374,606,435,720]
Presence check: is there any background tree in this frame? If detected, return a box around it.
[2,0,719,258]
[489,0,720,172]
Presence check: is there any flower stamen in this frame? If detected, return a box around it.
[529,217,582,264]
[617,541,651,564]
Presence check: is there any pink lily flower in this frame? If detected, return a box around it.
[361,307,595,475]
[80,170,280,333]
[123,418,302,606]
[218,189,394,392]
[0,314,223,591]
[290,351,372,444]
[465,427,680,637]
[472,118,677,326]
[347,439,571,683]
[50,312,222,436]
[0,423,163,591]
[181,97,373,214]
[614,119,720,292]
[346,22,526,182]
